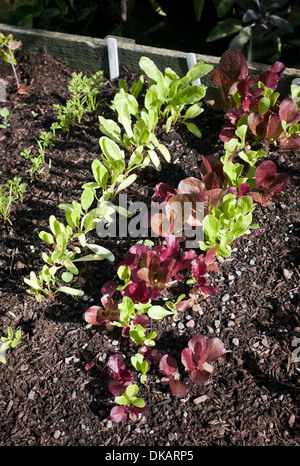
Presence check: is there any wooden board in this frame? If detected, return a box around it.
[0,23,299,92]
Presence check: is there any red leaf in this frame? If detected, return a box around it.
[190,369,211,385]
[110,406,127,423]
[159,353,178,376]
[206,337,224,362]
[219,49,248,82]
[169,379,188,397]
[279,98,300,125]
[181,348,195,371]
[255,160,277,188]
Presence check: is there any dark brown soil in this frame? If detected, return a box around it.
[0,52,299,448]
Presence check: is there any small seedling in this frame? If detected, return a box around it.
[0,33,22,89]
[0,107,12,129]
[0,326,22,364]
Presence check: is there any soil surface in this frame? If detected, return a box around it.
[0,52,299,448]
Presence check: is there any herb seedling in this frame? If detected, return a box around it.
[0,175,26,225]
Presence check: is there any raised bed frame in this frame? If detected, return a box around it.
[0,23,299,93]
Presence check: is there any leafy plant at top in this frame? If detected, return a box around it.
[181,333,224,385]
[205,49,300,150]
[139,56,213,137]
[0,33,22,89]
[206,0,294,62]
[99,83,171,171]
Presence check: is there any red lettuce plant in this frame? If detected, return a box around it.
[115,234,218,305]
[249,160,290,207]
[107,354,149,422]
[229,159,289,207]
[206,49,300,149]
[181,334,224,385]
[83,281,120,328]
[151,155,228,239]
[159,353,188,398]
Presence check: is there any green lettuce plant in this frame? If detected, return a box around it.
[199,193,258,257]
[139,56,213,137]
[99,87,170,170]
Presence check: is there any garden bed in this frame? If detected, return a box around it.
[0,49,299,448]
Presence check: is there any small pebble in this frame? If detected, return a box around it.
[178,322,185,330]
[53,430,61,439]
[168,432,175,441]
[214,320,220,328]
[186,319,195,328]
[106,420,113,428]
[222,294,230,302]
[232,337,239,346]
[227,320,235,327]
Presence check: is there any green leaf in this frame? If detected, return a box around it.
[85,243,115,262]
[116,173,137,194]
[61,271,74,282]
[258,96,270,116]
[229,27,252,51]
[139,56,164,83]
[92,160,108,189]
[206,18,243,42]
[217,0,235,18]
[56,232,67,253]
[39,230,54,244]
[126,384,139,399]
[193,0,205,22]
[148,306,173,320]
[131,398,146,408]
[203,215,220,242]
[183,121,202,138]
[56,286,84,296]
[81,187,94,212]
[63,258,79,275]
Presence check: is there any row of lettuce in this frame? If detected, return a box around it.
[21,50,298,421]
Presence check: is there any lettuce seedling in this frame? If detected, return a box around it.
[110,384,149,423]
[250,160,289,207]
[159,353,188,398]
[139,56,213,137]
[151,157,228,240]
[199,193,258,257]
[0,326,22,364]
[99,87,170,171]
[181,334,224,385]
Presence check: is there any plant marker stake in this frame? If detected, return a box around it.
[0,79,6,102]
[107,37,119,80]
[186,53,200,86]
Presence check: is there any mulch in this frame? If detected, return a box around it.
[0,51,299,448]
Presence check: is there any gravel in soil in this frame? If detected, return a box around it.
[0,52,299,447]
